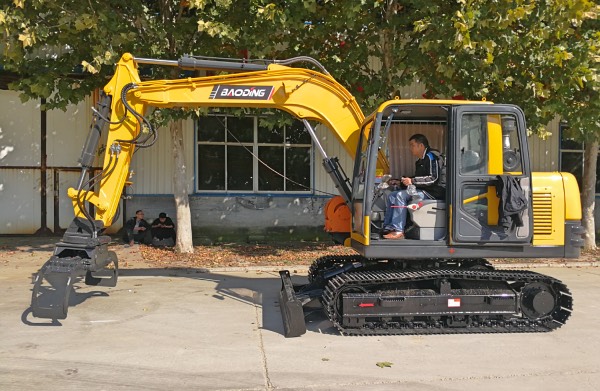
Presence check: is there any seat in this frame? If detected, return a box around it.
[407,200,446,240]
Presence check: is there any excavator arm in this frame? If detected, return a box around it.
[73,53,369,228]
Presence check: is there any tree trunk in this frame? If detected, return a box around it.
[380,2,395,92]
[582,140,598,250]
[170,119,194,253]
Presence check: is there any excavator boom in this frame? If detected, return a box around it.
[74,53,371,227]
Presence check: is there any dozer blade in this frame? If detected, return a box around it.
[278,270,307,338]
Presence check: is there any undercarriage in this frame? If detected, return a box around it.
[279,256,572,337]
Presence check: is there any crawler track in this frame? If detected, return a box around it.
[307,255,365,283]
[321,268,573,335]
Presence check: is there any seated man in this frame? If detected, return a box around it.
[151,212,176,247]
[124,209,152,245]
[383,134,445,240]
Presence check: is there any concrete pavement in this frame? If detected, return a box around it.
[1,245,600,390]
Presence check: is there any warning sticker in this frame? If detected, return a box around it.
[448,298,461,308]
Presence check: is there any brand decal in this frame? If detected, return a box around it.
[209,85,274,100]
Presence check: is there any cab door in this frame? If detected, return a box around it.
[451,105,533,244]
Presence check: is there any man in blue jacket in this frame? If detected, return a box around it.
[383,134,445,240]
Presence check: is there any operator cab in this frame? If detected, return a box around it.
[366,104,448,241]
[349,100,533,259]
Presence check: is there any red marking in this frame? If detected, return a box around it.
[358,303,375,308]
[449,248,455,254]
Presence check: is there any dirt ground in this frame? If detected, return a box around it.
[0,236,357,272]
[0,235,598,272]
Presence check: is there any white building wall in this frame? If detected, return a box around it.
[0,169,41,233]
[128,120,196,195]
[528,117,560,172]
[46,96,101,231]
[46,98,91,166]
[314,124,354,196]
[128,126,175,195]
[0,90,40,166]
[0,91,114,234]
[0,91,42,233]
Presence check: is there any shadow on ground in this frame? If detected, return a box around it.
[22,266,338,337]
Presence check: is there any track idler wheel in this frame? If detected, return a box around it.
[520,282,556,320]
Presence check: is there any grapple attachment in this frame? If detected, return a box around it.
[30,218,119,320]
[31,258,83,319]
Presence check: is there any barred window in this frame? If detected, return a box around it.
[196,115,312,193]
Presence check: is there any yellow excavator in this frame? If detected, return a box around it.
[31,53,583,338]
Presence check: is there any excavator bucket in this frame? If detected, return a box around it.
[278,270,307,338]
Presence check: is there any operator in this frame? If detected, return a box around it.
[151,212,176,247]
[124,209,153,246]
[382,134,445,240]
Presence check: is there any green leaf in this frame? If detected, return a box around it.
[376,361,393,368]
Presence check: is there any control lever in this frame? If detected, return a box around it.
[375,174,392,192]
[373,174,393,205]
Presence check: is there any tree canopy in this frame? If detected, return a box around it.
[407,0,599,138]
[4,0,596,132]
[0,0,264,109]
[250,0,599,137]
